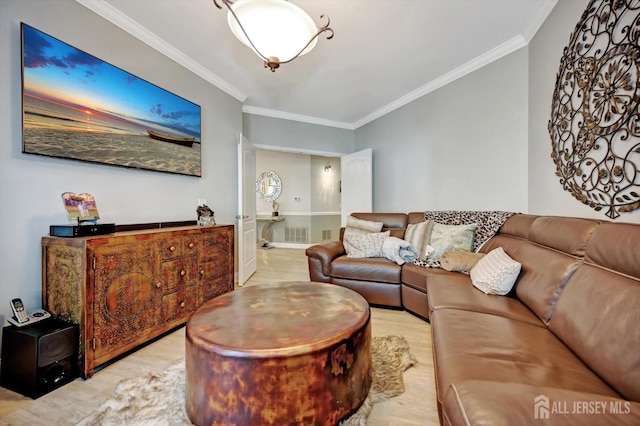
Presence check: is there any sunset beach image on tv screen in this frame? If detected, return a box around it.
[21,23,202,177]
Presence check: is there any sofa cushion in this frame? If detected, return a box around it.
[444,381,640,426]
[350,213,407,230]
[431,309,618,405]
[330,278,401,307]
[428,222,477,260]
[513,244,583,324]
[549,223,640,401]
[497,214,538,240]
[426,275,543,327]
[585,222,640,279]
[478,234,528,256]
[401,263,460,293]
[481,235,582,324]
[345,213,408,239]
[550,263,640,401]
[528,216,600,257]
[470,247,521,295]
[407,212,427,224]
[331,256,401,284]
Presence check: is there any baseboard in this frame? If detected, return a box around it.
[267,242,313,249]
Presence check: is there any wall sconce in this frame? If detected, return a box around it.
[213,0,334,72]
[324,163,332,174]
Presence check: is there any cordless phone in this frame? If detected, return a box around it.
[8,298,51,327]
[10,298,28,323]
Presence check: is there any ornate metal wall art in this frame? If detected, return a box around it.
[548,0,640,218]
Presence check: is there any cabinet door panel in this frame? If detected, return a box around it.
[199,229,233,304]
[163,257,198,293]
[183,236,199,255]
[198,264,233,304]
[162,237,182,259]
[200,230,232,263]
[93,242,162,360]
[163,287,197,323]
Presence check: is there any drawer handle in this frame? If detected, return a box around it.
[180,301,186,308]
[180,270,186,276]
[169,246,176,252]
[200,269,205,275]
[156,282,162,288]
[188,242,195,248]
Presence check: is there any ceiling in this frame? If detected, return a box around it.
[77,0,558,129]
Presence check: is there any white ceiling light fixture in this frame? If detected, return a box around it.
[214,0,334,72]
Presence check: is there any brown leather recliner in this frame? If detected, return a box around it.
[306,211,460,316]
[307,212,640,425]
[306,213,410,308]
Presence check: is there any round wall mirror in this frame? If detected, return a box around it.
[256,171,282,202]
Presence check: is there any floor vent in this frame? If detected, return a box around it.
[322,230,332,241]
[285,227,309,243]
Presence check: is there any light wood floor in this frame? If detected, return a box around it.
[0,248,439,425]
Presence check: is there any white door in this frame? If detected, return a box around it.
[237,134,257,286]
[341,149,373,226]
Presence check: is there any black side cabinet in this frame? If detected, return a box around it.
[1,318,78,398]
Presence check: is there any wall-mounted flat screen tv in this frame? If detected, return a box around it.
[21,23,202,177]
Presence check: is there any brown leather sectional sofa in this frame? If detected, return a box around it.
[306,212,640,424]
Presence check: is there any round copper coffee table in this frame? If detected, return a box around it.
[185,281,372,425]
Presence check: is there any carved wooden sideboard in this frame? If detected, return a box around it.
[41,225,234,378]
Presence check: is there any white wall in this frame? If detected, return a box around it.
[0,0,242,325]
[256,151,311,215]
[310,155,341,213]
[528,0,640,223]
[355,48,529,214]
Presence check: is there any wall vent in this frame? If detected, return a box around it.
[322,230,332,241]
[285,227,309,243]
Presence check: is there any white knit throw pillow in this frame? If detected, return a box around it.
[344,231,390,258]
[470,247,521,295]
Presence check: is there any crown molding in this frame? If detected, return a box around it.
[351,1,558,129]
[242,106,355,130]
[75,0,247,103]
[351,34,529,129]
[252,143,346,158]
[521,0,558,42]
[76,0,557,131]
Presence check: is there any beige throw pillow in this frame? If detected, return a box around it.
[428,222,477,260]
[470,247,521,295]
[343,216,385,256]
[344,231,390,258]
[404,220,434,260]
[440,250,486,272]
[344,216,384,238]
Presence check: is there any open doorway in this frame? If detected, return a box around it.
[255,150,341,248]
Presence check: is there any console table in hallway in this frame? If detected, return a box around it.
[256,215,284,248]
